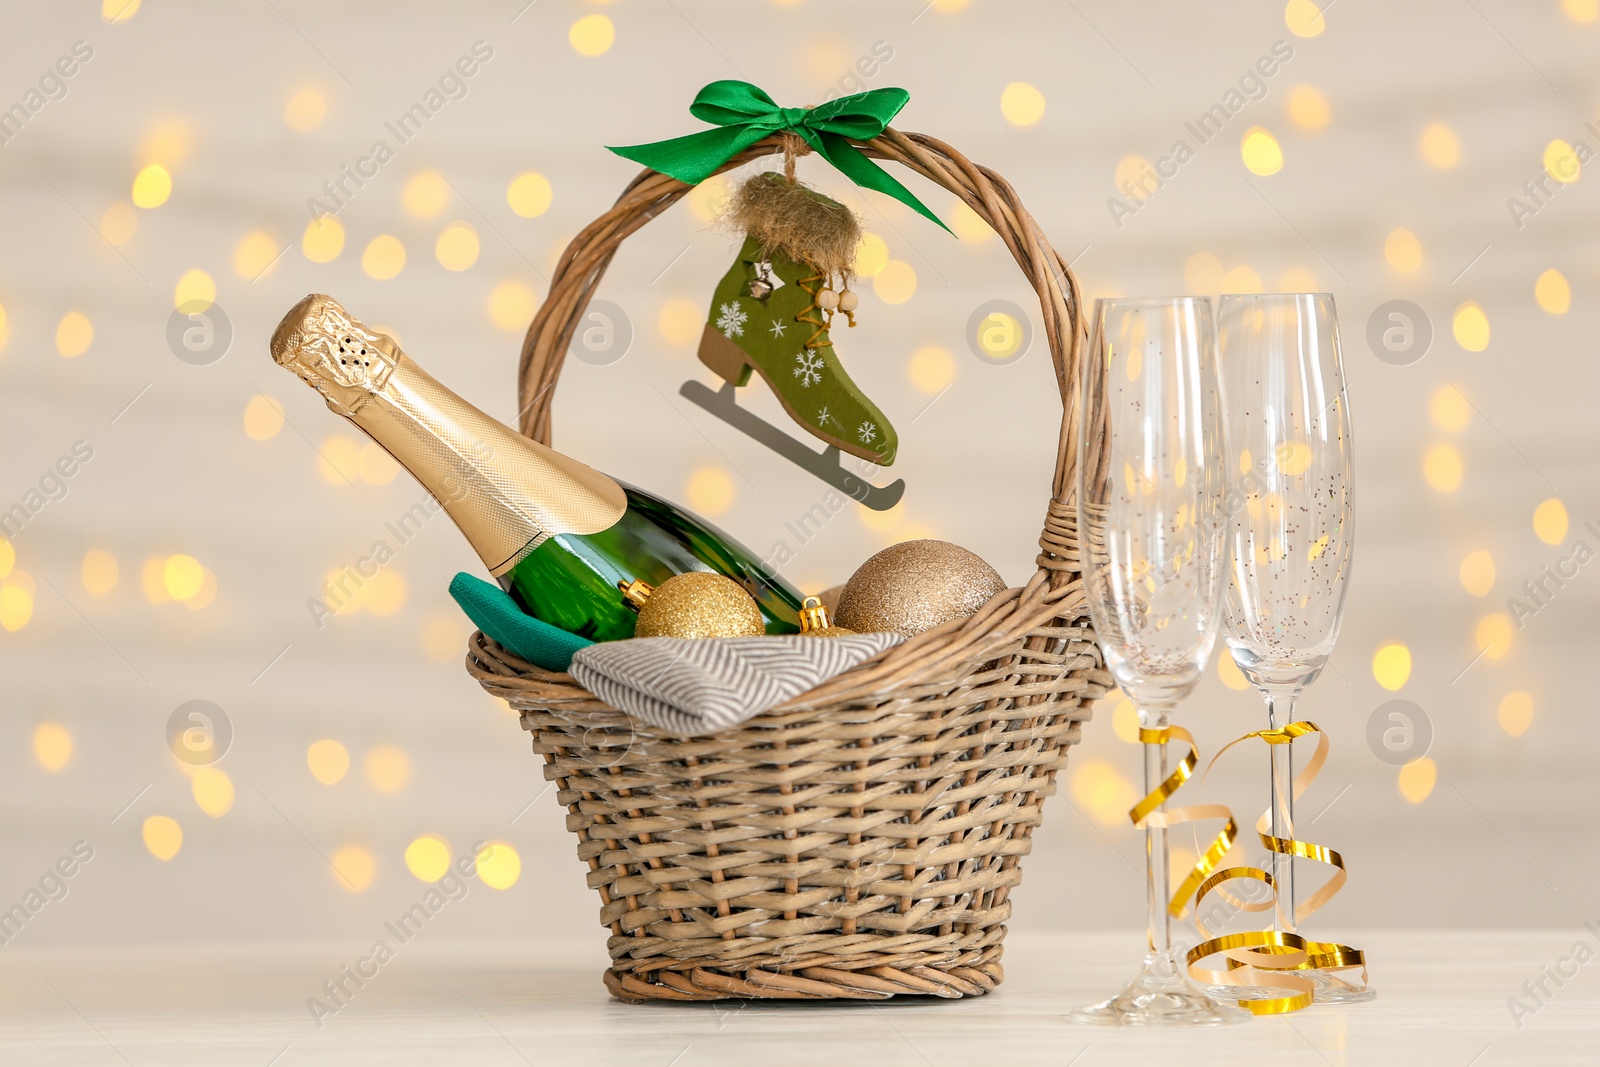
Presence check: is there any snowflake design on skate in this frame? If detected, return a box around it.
[768,318,787,338]
[816,406,833,427]
[716,301,748,338]
[857,421,878,444]
[793,349,824,388]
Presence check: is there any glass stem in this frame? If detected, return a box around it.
[1266,691,1297,934]
[1141,707,1174,971]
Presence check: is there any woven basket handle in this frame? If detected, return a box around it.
[517,128,1089,592]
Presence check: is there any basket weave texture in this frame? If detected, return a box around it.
[466,128,1108,1002]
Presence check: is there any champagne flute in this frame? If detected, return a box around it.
[1069,297,1245,1027]
[1216,293,1373,1004]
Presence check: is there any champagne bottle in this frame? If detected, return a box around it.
[270,294,802,641]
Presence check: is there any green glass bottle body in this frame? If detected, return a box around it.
[267,293,801,643]
[504,485,800,641]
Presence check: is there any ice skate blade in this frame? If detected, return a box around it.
[679,379,907,511]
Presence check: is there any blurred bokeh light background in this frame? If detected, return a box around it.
[1,0,1596,955]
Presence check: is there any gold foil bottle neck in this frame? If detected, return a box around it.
[271,294,628,576]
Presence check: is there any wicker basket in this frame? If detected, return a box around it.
[466,127,1108,1002]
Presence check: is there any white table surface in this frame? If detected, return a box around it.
[3,930,1594,1065]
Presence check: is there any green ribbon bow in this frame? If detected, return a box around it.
[608,80,949,233]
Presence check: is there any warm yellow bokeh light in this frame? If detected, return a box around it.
[1384,228,1422,272]
[569,13,615,56]
[1563,0,1600,21]
[1000,82,1046,127]
[0,540,11,580]
[0,585,32,632]
[1476,612,1514,659]
[1533,498,1568,545]
[1429,386,1470,433]
[33,723,73,771]
[317,435,362,485]
[685,467,735,516]
[1241,127,1285,176]
[1543,139,1581,184]
[55,311,94,359]
[908,345,955,394]
[302,216,345,263]
[234,231,281,280]
[283,87,326,132]
[1452,302,1489,351]
[103,0,140,22]
[1286,84,1331,129]
[140,557,171,605]
[1274,441,1314,476]
[173,269,216,311]
[1285,0,1325,36]
[1423,443,1463,493]
[1534,269,1571,314]
[434,222,480,271]
[1184,252,1225,294]
[874,259,917,304]
[99,200,139,245]
[421,615,465,663]
[357,442,399,486]
[1114,155,1151,194]
[658,298,702,345]
[0,303,8,352]
[244,394,285,441]
[1071,760,1139,826]
[1498,692,1534,737]
[163,554,205,601]
[853,234,890,277]
[488,280,539,331]
[1279,265,1320,293]
[331,845,376,892]
[405,835,452,883]
[132,163,172,208]
[191,767,234,818]
[507,171,554,218]
[142,815,183,861]
[684,173,728,222]
[402,170,451,218]
[1398,757,1436,804]
[858,500,904,534]
[1217,653,1250,691]
[1372,641,1412,691]
[1108,693,1140,744]
[1221,265,1264,294]
[1459,551,1495,597]
[949,198,992,242]
[308,739,350,784]
[365,745,411,793]
[476,841,522,889]
[363,570,406,617]
[184,569,217,612]
[1419,122,1461,169]
[81,549,119,597]
[362,235,407,280]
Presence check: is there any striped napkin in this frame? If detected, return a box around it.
[568,633,904,737]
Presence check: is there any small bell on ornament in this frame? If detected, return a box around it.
[797,595,856,638]
[618,572,766,639]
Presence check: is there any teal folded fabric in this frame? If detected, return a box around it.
[448,572,594,672]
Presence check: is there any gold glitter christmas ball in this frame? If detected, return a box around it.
[633,572,765,639]
[834,539,1006,638]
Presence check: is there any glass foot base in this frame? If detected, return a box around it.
[1071,955,1250,1027]
[1206,968,1375,1006]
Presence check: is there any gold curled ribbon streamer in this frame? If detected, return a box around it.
[1129,727,1239,921]
[1178,720,1369,1014]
